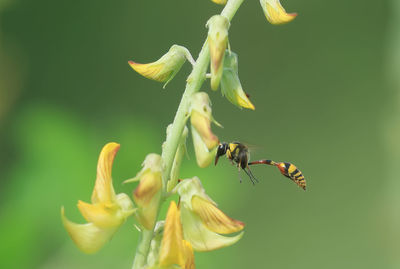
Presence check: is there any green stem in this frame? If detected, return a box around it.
[131,1,244,268]
[131,230,153,269]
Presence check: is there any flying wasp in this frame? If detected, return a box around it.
[215,142,306,190]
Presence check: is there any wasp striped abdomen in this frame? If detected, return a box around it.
[277,162,306,190]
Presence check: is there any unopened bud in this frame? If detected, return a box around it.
[260,0,297,25]
[221,51,255,110]
[207,15,230,90]
[167,125,189,192]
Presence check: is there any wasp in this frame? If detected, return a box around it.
[215,142,306,190]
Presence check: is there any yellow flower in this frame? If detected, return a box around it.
[129,45,194,88]
[221,51,255,110]
[210,0,227,5]
[175,177,244,252]
[61,142,135,254]
[125,154,163,230]
[189,92,221,168]
[260,0,297,25]
[206,15,230,90]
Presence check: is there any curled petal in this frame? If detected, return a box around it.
[260,0,297,25]
[159,201,185,268]
[129,45,191,88]
[91,142,120,204]
[180,204,244,252]
[191,195,244,234]
[128,61,167,81]
[61,207,118,254]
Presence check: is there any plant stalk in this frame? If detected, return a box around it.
[131,1,244,268]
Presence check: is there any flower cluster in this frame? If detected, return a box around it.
[62,0,298,268]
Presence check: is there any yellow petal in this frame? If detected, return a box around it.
[174,177,216,209]
[128,61,169,82]
[180,204,244,252]
[190,111,219,150]
[159,201,185,268]
[91,142,120,204]
[220,68,255,110]
[77,200,121,228]
[61,207,118,254]
[211,0,226,5]
[236,92,255,110]
[260,0,297,25]
[182,240,195,269]
[191,195,244,234]
[133,171,162,230]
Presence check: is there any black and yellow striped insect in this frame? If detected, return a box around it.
[215,142,306,190]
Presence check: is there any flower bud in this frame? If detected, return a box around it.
[174,177,244,252]
[260,0,297,25]
[206,15,230,90]
[61,143,135,254]
[190,92,220,149]
[221,51,255,110]
[127,154,163,230]
[167,125,189,192]
[191,124,217,168]
[190,92,221,168]
[129,45,194,88]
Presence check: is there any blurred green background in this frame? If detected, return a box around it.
[0,0,399,268]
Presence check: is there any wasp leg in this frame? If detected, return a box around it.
[237,168,243,183]
[246,166,259,183]
[243,168,256,185]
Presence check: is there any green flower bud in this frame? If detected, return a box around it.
[221,51,255,110]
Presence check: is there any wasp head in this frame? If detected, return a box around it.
[215,142,228,166]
